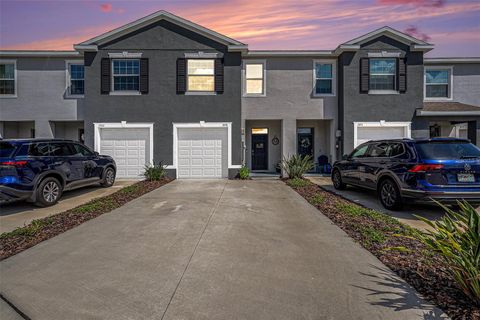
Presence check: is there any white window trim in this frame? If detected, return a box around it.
[243,59,266,97]
[171,122,240,178]
[186,59,216,94]
[424,65,453,101]
[313,59,336,97]
[65,60,84,98]
[353,121,411,148]
[93,122,154,166]
[368,58,397,94]
[0,59,17,98]
[110,58,141,95]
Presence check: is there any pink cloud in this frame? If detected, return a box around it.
[100,3,112,13]
[377,0,446,8]
[404,25,431,41]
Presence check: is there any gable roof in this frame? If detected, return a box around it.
[74,10,247,52]
[335,26,434,53]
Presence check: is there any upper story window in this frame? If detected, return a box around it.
[66,62,84,97]
[187,59,214,92]
[425,67,452,100]
[0,60,16,97]
[369,58,396,91]
[314,61,335,96]
[112,59,140,92]
[244,61,265,96]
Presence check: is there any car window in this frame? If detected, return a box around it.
[0,142,18,157]
[72,143,94,156]
[368,143,389,157]
[50,143,75,157]
[415,141,480,160]
[388,143,405,157]
[351,144,369,158]
[28,143,50,156]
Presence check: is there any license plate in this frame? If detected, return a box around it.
[458,173,475,183]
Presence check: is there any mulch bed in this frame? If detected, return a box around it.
[0,179,171,261]
[286,179,479,320]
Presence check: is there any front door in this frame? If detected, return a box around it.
[251,129,268,170]
[297,128,314,158]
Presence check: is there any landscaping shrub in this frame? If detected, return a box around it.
[286,177,310,188]
[415,201,480,305]
[144,162,167,181]
[280,154,314,179]
[239,165,250,179]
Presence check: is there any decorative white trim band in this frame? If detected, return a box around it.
[184,52,221,58]
[108,52,143,58]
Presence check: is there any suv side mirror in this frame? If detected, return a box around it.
[342,154,349,160]
[94,151,100,157]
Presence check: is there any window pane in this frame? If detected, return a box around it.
[28,143,50,156]
[316,79,332,94]
[315,64,332,79]
[246,64,263,79]
[114,76,139,91]
[426,70,448,84]
[351,145,368,158]
[0,64,14,79]
[252,128,268,134]
[70,65,84,79]
[72,144,93,156]
[0,80,15,95]
[71,80,84,95]
[370,59,396,75]
[50,143,74,156]
[246,79,263,94]
[188,76,214,91]
[113,60,139,75]
[370,75,395,90]
[426,84,448,98]
[188,60,214,75]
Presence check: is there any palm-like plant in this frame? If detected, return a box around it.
[415,201,480,305]
[280,154,314,179]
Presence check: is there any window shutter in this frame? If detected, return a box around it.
[140,58,149,94]
[397,58,407,93]
[360,58,369,93]
[214,58,224,93]
[176,58,186,93]
[101,58,111,94]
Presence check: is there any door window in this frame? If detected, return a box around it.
[368,143,389,157]
[72,143,94,156]
[27,143,50,156]
[351,144,369,158]
[297,128,314,157]
[49,143,75,156]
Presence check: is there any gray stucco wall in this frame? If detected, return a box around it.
[451,63,480,106]
[339,36,424,154]
[82,20,242,168]
[0,57,83,138]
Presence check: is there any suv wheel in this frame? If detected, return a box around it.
[379,179,403,210]
[332,169,347,190]
[101,167,115,187]
[35,177,63,207]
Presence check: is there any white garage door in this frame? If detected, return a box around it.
[177,128,228,179]
[356,124,409,147]
[99,128,150,178]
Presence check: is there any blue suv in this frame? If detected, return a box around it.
[0,139,116,207]
[332,138,480,210]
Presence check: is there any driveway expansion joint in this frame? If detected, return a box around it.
[160,180,227,320]
[0,293,31,320]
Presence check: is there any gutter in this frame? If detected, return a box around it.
[416,110,480,116]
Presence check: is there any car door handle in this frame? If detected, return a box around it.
[379,161,386,165]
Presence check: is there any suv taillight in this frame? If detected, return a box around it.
[408,164,444,172]
[0,160,28,167]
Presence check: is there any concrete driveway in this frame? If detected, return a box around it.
[0,180,135,234]
[0,180,446,319]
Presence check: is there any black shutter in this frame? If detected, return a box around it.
[360,58,369,93]
[101,58,111,94]
[139,58,149,94]
[176,58,186,94]
[398,58,407,93]
[214,58,224,93]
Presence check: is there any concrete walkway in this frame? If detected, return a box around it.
[0,180,446,319]
[0,180,136,234]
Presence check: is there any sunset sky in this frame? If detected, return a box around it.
[1,0,479,57]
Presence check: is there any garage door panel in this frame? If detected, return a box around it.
[177,128,227,179]
[356,124,409,147]
[99,128,150,178]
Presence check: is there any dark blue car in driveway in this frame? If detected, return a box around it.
[331,138,480,210]
[0,139,116,207]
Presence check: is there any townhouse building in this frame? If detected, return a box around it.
[1,10,479,178]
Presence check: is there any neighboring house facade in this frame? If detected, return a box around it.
[1,10,479,178]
